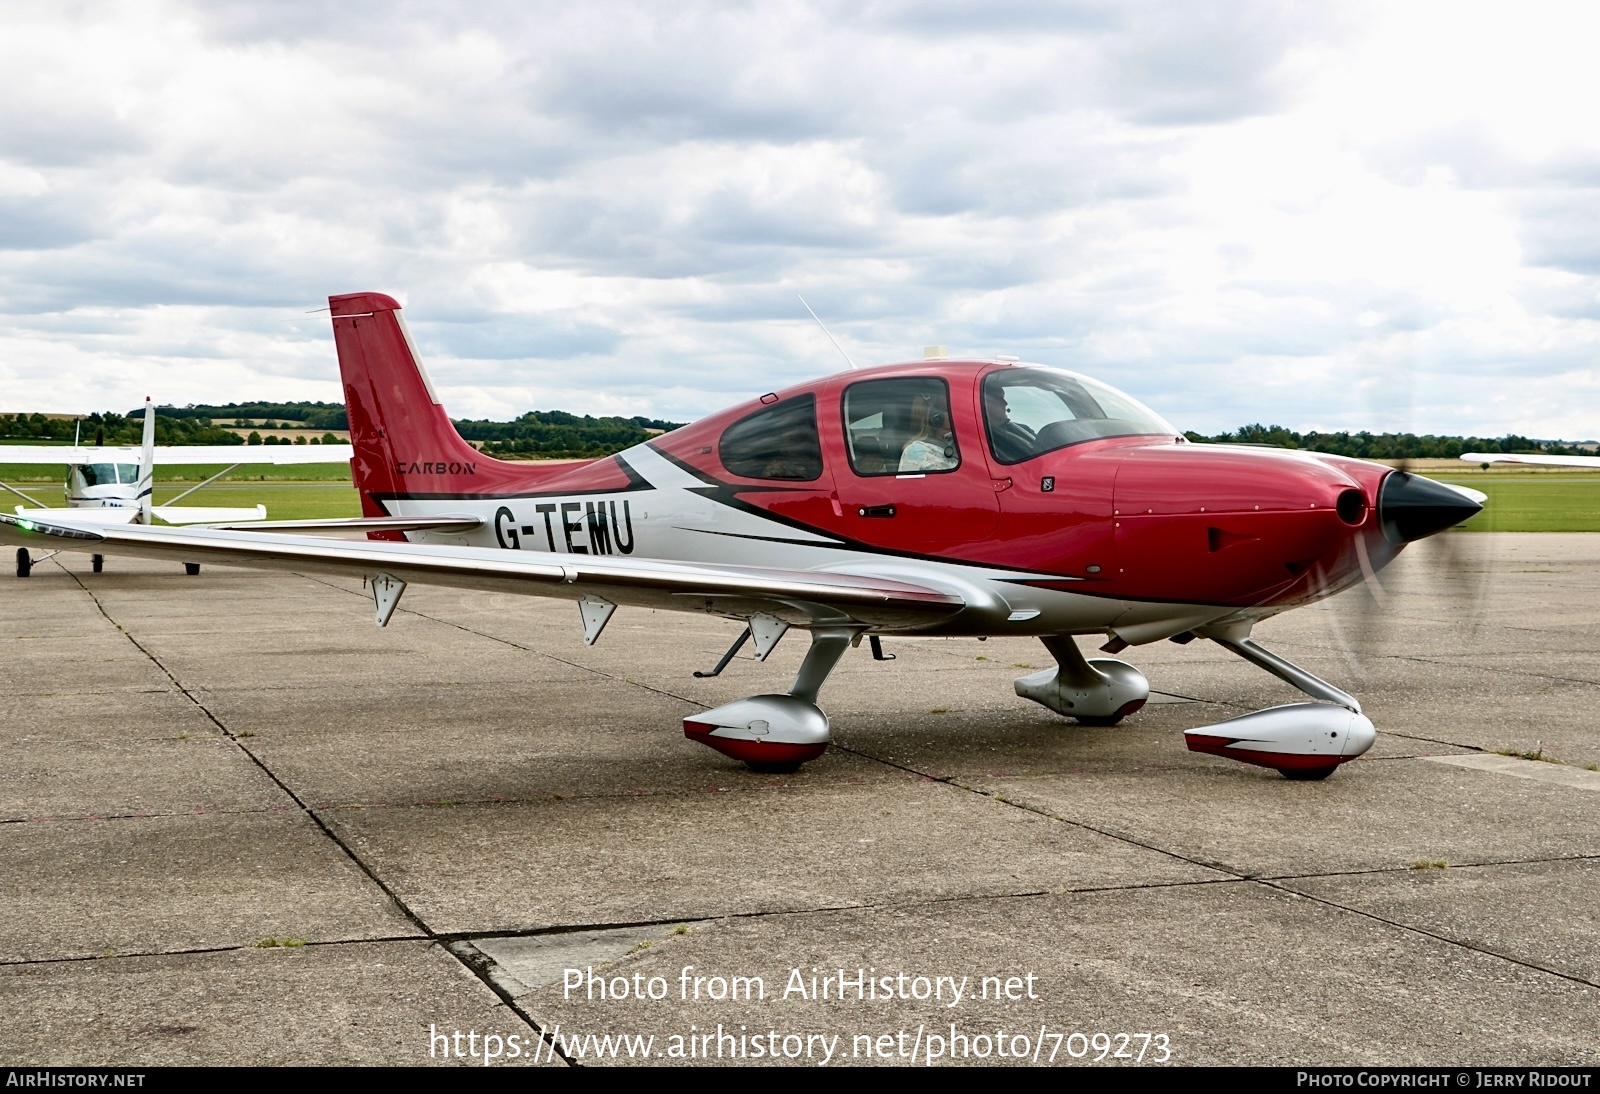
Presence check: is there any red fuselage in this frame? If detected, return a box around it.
[641,361,1394,610]
[329,287,1409,618]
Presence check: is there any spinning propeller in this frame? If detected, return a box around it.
[1313,369,1493,667]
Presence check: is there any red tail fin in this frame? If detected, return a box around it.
[330,292,484,511]
[329,293,648,531]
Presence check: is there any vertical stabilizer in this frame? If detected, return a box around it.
[138,397,155,525]
[329,293,495,515]
[327,293,621,537]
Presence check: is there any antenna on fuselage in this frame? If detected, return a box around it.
[797,295,858,371]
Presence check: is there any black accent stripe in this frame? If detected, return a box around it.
[612,452,651,490]
[680,528,844,548]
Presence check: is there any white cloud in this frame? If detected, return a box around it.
[0,0,1596,441]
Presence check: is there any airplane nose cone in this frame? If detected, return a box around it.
[1378,471,1484,544]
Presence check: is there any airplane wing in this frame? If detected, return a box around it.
[1460,452,1600,468]
[1,446,140,465]
[151,445,354,465]
[0,514,965,629]
[0,444,353,465]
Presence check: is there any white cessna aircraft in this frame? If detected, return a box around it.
[4,398,353,576]
[1461,452,1600,468]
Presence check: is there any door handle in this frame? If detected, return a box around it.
[857,505,896,518]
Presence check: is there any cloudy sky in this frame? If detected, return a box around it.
[2,0,1597,437]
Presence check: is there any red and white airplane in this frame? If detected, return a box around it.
[0,292,1486,779]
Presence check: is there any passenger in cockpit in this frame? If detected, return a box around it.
[899,394,958,472]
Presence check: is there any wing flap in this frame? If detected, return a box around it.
[0,514,964,627]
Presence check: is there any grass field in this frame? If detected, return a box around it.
[1428,473,1600,532]
[2,478,361,521]
[0,461,360,522]
[153,482,362,520]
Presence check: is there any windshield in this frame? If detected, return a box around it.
[82,463,116,487]
[981,367,1174,464]
[78,463,141,487]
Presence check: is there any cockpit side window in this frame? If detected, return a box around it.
[982,368,1173,464]
[718,394,824,481]
[115,464,140,485]
[842,377,960,477]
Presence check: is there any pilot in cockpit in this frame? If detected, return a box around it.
[983,383,1036,464]
[898,393,958,472]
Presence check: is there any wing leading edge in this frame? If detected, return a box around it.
[0,514,965,629]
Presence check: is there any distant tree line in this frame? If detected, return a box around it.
[454,410,683,459]
[0,411,244,446]
[1183,424,1593,459]
[6,402,683,458]
[156,401,351,430]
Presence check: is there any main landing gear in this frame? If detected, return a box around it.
[15,548,62,577]
[1011,628,1376,780]
[683,626,857,773]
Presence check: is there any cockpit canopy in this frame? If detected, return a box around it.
[982,366,1175,464]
